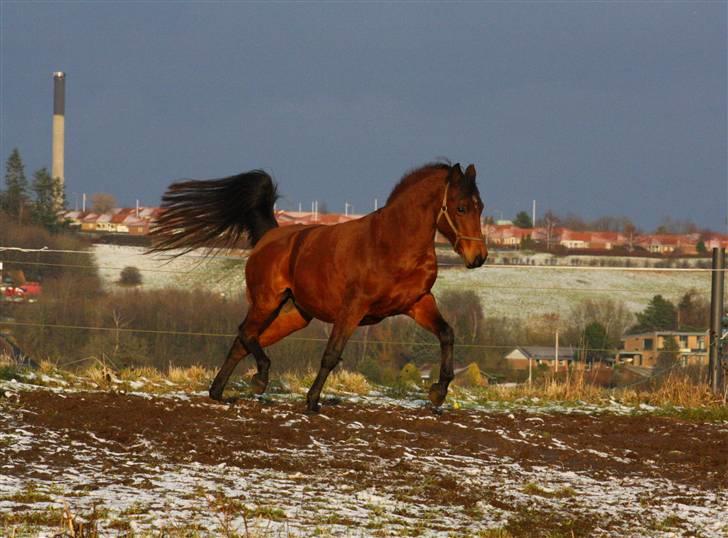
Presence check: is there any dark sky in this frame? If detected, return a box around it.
[2,2,726,231]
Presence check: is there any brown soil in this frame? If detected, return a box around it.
[2,390,727,536]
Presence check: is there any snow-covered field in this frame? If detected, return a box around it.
[2,373,728,537]
[93,244,711,319]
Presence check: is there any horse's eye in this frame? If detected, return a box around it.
[457,206,466,214]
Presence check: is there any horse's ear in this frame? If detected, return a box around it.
[450,163,463,177]
[464,164,476,181]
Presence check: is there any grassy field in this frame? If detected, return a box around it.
[94,245,712,319]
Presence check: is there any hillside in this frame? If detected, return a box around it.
[93,245,713,320]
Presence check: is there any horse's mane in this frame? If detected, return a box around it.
[386,161,452,204]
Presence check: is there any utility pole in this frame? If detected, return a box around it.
[374,198,378,211]
[532,199,536,227]
[554,329,560,373]
[708,247,725,395]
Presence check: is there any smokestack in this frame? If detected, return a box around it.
[52,72,65,211]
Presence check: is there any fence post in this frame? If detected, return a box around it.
[708,247,725,395]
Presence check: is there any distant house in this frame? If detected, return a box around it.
[559,230,591,250]
[80,212,100,232]
[634,234,698,255]
[485,225,532,247]
[617,331,708,367]
[504,346,576,371]
[588,231,627,250]
[701,233,728,251]
[62,210,86,229]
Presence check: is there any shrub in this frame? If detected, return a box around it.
[119,266,142,286]
[398,362,422,387]
[454,362,486,387]
[358,357,397,385]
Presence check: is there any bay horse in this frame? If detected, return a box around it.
[150,162,487,412]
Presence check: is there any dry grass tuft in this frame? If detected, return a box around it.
[167,364,214,387]
[0,353,17,368]
[118,366,164,383]
[279,368,370,396]
[81,364,117,387]
[617,373,717,408]
[38,359,58,375]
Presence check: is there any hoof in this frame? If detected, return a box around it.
[305,401,321,414]
[321,396,342,406]
[250,374,267,395]
[428,383,446,407]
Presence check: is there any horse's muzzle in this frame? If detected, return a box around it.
[466,253,486,269]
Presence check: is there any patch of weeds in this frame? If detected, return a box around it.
[47,484,66,496]
[521,483,576,499]
[463,503,486,520]
[0,365,23,381]
[657,406,728,422]
[119,501,150,516]
[246,505,286,521]
[365,518,385,530]
[3,482,53,503]
[364,502,387,518]
[649,514,685,531]
[2,507,62,528]
[107,518,133,531]
[383,383,417,400]
[477,529,514,538]
[318,513,354,526]
[505,506,596,538]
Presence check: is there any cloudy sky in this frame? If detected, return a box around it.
[1,1,725,231]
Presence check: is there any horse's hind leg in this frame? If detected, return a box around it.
[209,299,310,400]
[306,305,364,413]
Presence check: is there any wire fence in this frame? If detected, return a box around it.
[0,243,717,390]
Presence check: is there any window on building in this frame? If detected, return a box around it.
[644,338,653,350]
[698,336,706,350]
[679,336,688,349]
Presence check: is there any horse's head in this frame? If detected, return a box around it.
[436,163,488,269]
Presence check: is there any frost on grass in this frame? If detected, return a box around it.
[94,245,710,319]
[1,379,727,537]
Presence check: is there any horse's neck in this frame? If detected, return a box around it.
[378,177,443,253]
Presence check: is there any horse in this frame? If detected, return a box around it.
[149,162,487,413]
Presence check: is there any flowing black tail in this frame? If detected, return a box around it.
[148,170,279,256]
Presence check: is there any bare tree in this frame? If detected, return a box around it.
[91,193,117,214]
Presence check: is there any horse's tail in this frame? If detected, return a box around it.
[148,169,279,256]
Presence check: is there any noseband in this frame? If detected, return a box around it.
[437,182,486,251]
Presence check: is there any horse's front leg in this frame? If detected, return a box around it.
[406,293,455,408]
[306,305,364,413]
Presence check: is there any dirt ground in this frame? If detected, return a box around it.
[2,388,728,537]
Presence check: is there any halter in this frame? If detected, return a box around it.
[437,181,486,251]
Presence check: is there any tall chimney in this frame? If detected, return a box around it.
[52,72,65,211]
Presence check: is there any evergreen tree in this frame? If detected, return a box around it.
[32,167,64,230]
[631,295,678,333]
[582,321,615,363]
[513,211,533,228]
[677,289,709,331]
[2,148,29,221]
[657,335,680,369]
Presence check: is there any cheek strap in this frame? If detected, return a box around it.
[436,182,486,251]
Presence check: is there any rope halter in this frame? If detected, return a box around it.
[436,181,486,251]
